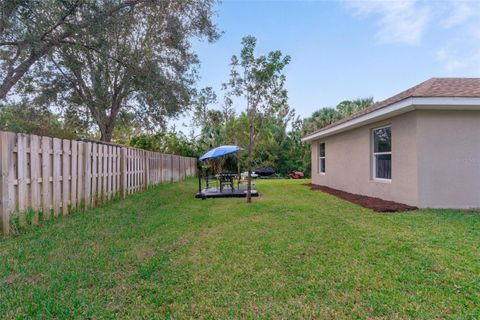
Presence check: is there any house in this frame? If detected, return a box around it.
[301,78,480,209]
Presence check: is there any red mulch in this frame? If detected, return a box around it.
[305,183,417,212]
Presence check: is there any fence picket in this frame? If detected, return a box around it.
[135,149,138,192]
[62,140,70,216]
[97,144,103,202]
[1,132,15,235]
[126,148,130,194]
[107,146,112,199]
[134,149,138,192]
[83,142,92,208]
[145,151,149,188]
[30,135,41,223]
[70,141,77,209]
[91,143,98,205]
[41,137,51,218]
[17,134,27,223]
[121,148,126,198]
[102,144,108,201]
[112,147,117,195]
[52,138,61,216]
[77,142,83,207]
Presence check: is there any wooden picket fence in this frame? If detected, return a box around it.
[0,131,197,235]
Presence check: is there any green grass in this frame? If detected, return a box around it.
[1,179,479,319]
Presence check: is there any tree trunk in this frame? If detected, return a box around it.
[94,99,122,142]
[0,53,41,100]
[100,124,114,142]
[246,115,254,203]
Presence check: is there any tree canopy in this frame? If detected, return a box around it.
[1,0,158,99]
[303,97,374,135]
[2,0,219,141]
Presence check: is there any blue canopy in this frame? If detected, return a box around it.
[199,145,244,161]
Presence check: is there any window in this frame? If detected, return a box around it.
[372,126,391,180]
[319,142,325,174]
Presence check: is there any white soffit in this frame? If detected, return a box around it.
[301,97,480,142]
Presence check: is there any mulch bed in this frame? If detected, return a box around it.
[305,183,417,212]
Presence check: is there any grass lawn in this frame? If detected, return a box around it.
[1,179,479,319]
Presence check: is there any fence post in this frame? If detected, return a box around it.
[0,132,15,235]
[121,147,127,198]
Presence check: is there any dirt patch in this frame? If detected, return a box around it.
[162,237,190,253]
[305,183,417,212]
[26,273,43,284]
[4,273,20,285]
[136,250,155,262]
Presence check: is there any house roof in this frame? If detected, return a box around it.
[302,78,480,142]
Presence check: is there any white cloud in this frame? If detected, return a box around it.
[436,43,480,74]
[439,0,480,29]
[436,0,480,74]
[344,0,480,74]
[344,0,431,45]
[436,48,465,72]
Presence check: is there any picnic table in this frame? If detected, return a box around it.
[216,173,238,192]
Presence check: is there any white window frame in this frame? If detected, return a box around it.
[318,142,325,175]
[372,125,392,182]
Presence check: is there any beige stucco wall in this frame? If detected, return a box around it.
[416,110,480,208]
[311,111,418,206]
[310,109,480,208]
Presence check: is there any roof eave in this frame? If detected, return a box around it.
[301,97,480,142]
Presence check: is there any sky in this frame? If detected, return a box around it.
[172,0,480,132]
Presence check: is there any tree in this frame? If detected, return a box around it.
[225,36,290,203]
[193,87,218,128]
[22,0,218,141]
[277,115,310,175]
[0,102,78,138]
[336,97,374,117]
[303,107,341,135]
[303,97,374,135]
[129,129,198,157]
[0,0,168,100]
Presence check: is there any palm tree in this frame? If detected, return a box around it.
[303,97,374,135]
[336,97,374,117]
[303,107,341,134]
